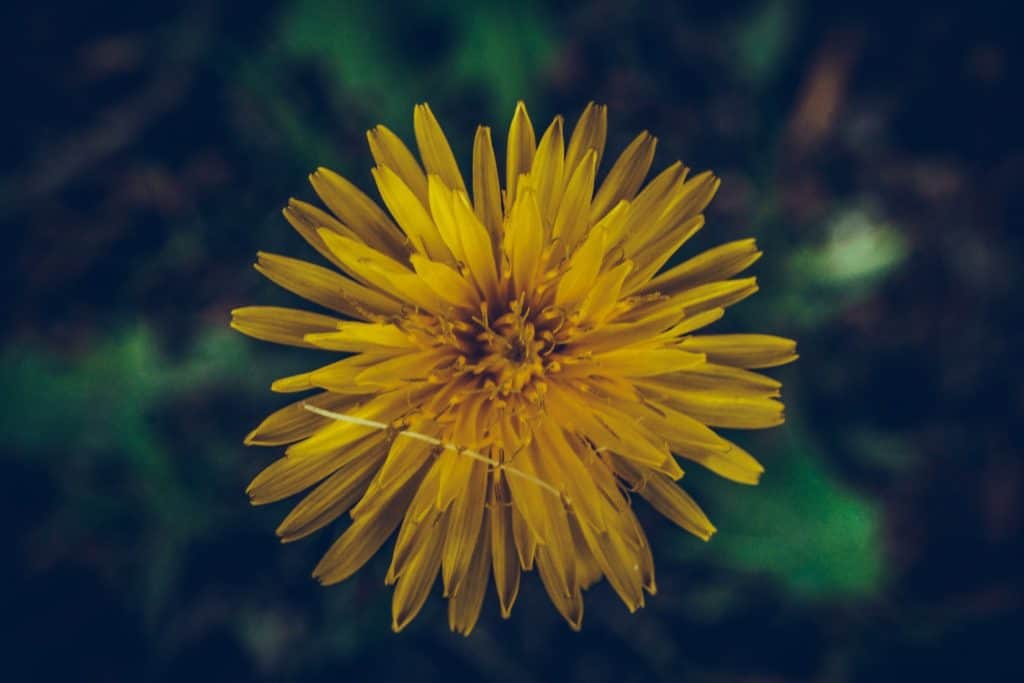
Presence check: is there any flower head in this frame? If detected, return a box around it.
[232,102,796,634]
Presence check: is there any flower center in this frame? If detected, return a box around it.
[406,292,573,420]
[470,297,553,397]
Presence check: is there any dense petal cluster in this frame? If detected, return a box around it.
[232,102,796,634]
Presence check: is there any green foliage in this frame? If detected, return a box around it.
[277,0,556,125]
[278,0,412,125]
[798,208,909,288]
[448,4,557,118]
[1,327,284,620]
[732,0,799,85]
[779,207,909,329]
[2,327,261,457]
[688,425,883,601]
[4,328,170,456]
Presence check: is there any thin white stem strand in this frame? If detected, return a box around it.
[303,404,564,500]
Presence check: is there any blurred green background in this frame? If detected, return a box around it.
[3,0,1021,681]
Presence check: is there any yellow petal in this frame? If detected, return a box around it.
[588,404,680,476]
[419,374,478,418]
[505,101,536,209]
[372,165,453,263]
[367,124,429,206]
[391,508,446,632]
[535,547,583,630]
[472,125,504,248]
[585,373,643,403]
[230,306,341,348]
[450,392,487,449]
[308,353,399,393]
[510,500,537,571]
[653,308,726,341]
[568,516,604,589]
[572,432,630,514]
[590,131,657,221]
[303,321,414,353]
[314,226,408,284]
[654,362,782,396]
[316,230,444,313]
[625,171,721,288]
[275,442,387,542]
[623,169,716,259]
[686,437,764,485]
[489,477,521,618]
[620,277,759,324]
[534,419,607,533]
[255,252,402,319]
[613,456,716,541]
[642,238,762,296]
[270,371,314,393]
[369,426,436,496]
[389,464,442,582]
[625,215,705,291]
[637,379,785,429]
[678,277,760,315]
[528,444,578,597]
[616,161,687,251]
[643,401,764,484]
[587,347,706,377]
[625,508,657,594]
[545,382,675,475]
[425,179,500,304]
[441,459,487,596]
[566,306,686,354]
[504,187,545,295]
[247,431,386,505]
[590,197,633,255]
[409,253,479,311]
[577,259,633,325]
[309,167,408,259]
[504,443,550,546]
[551,149,597,258]
[447,507,491,635]
[616,396,729,452]
[531,115,566,224]
[281,198,361,271]
[680,334,798,369]
[285,384,433,459]
[313,468,418,585]
[413,103,466,193]
[565,102,607,177]
[353,349,451,387]
[451,190,501,303]
[436,445,473,511]
[554,223,607,309]
[644,477,715,540]
[244,392,366,447]
[279,357,413,395]
[575,517,644,612]
[428,174,467,265]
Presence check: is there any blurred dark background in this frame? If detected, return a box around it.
[2,0,1021,681]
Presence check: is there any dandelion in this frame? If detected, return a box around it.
[231,102,797,634]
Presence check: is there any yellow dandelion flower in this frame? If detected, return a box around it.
[232,102,797,634]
